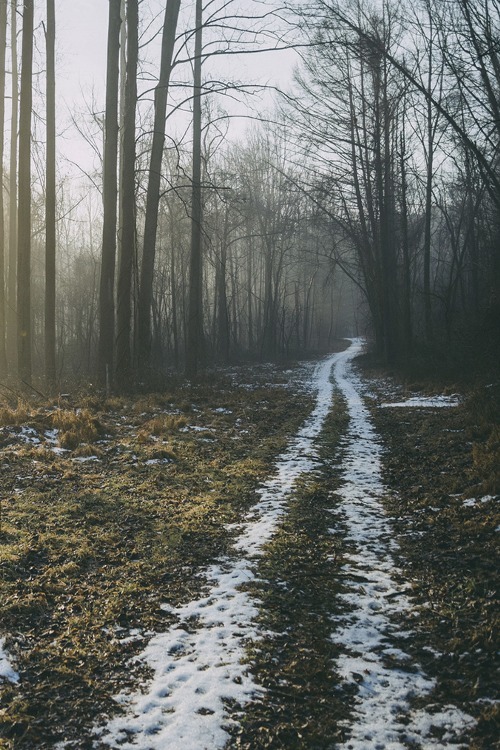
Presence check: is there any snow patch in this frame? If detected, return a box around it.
[0,638,19,684]
[93,353,339,749]
[381,395,461,408]
[331,338,475,750]
[463,495,496,507]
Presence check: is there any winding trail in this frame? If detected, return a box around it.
[94,353,337,749]
[331,340,474,749]
[94,339,475,750]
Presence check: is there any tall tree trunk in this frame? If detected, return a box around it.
[216,245,230,361]
[423,110,434,343]
[0,0,7,376]
[246,229,254,351]
[98,0,121,388]
[17,0,34,386]
[261,250,276,359]
[7,0,17,371]
[215,208,230,360]
[185,0,203,377]
[137,0,181,368]
[170,247,179,367]
[45,0,56,387]
[400,130,413,351]
[423,17,434,343]
[381,60,398,363]
[116,0,138,385]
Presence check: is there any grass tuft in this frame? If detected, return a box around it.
[51,409,103,450]
[139,414,188,439]
[0,402,31,426]
[472,426,500,494]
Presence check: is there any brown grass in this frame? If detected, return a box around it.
[51,409,103,450]
[0,402,31,426]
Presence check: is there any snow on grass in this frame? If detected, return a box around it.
[0,638,19,684]
[463,495,497,507]
[381,395,461,408]
[331,338,475,749]
[93,353,338,750]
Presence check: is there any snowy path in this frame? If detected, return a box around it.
[331,340,475,749]
[93,353,338,749]
[93,340,476,750]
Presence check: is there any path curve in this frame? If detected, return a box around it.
[93,351,338,749]
[331,339,475,749]
[93,340,475,750]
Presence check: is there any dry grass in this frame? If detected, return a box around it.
[50,408,103,450]
[142,414,188,436]
[472,425,500,494]
[0,402,31,427]
[0,362,314,749]
[368,379,499,750]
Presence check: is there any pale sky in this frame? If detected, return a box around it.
[48,0,299,178]
[56,0,109,100]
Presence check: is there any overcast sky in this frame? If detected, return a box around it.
[47,0,298,178]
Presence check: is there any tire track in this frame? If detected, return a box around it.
[331,339,475,749]
[93,353,338,749]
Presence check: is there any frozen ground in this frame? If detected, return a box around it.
[90,339,478,750]
[331,340,475,749]
[1,340,494,749]
[93,354,338,749]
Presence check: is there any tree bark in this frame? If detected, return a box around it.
[17,0,34,386]
[98,0,121,388]
[137,0,181,369]
[0,0,7,376]
[185,0,203,377]
[116,0,138,385]
[7,0,17,371]
[45,0,56,387]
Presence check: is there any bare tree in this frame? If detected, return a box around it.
[98,0,121,387]
[116,0,138,385]
[7,0,18,370]
[17,0,34,385]
[137,0,181,369]
[186,0,203,377]
[0,0,7,375]
[45,0,56,386]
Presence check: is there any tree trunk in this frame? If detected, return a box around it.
[17,0,34,386]
[423,19,434,343]
[216,209,230,361]
[399,131,413,351]
[7,0,17,371]
[0,0,7,376]
[98,0,121,388]
[246,228,254,351]
[116,0,138,385]
[185,0,203,377]
[137,0,181,368]
[45,0,56,387]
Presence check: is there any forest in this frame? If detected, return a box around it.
[0,0,498,390]
[0,1,499,749]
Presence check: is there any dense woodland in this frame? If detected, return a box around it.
[0,0,499,390]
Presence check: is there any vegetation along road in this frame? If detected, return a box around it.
[1,338,498,749]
